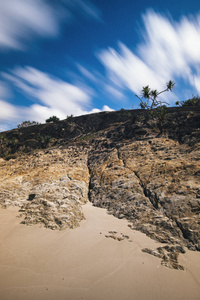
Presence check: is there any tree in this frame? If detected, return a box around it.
[46,116,60,123]
[136,80,175,109]
[17,121,40,128]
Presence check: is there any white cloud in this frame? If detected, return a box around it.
[98,43,162,94]
[85,105,114,114]
[0,0,101,50]
[138,11,194,78]
[0,100,64,131]
[0,67,114,131]
[189,73,200,94]
[102,105,114,112]
[178,16,200,64]
[0,81,11,98]
[0,100,16,121]
[98,10,200,100]
[0,0,59,50]
[5,66,91,117]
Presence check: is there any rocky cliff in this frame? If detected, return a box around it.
[0,107,200,269]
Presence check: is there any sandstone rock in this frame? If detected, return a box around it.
[0,147,89,230]
[0,107,200,269]
[142,245,185,270]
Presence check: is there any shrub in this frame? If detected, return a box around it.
[46,116,60,123]
[17,121,40,128]
[36,133,43,142]
[66,114,74,120]
[43,135,52,144]
[176,95,200,107]
[150,106,167,133]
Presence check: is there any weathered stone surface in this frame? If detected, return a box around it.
[142,245,185,270]
[88,138,200,251]
[0,107,200,268]
[0,147,89,229]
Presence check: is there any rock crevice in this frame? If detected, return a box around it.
[0,108,200,260]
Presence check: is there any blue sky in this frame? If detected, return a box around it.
[0,0,200,131]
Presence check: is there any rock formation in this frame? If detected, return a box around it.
[0,107,200,268]
[0,148,89,230]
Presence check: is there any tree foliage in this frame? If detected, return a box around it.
[46,116,60,123]
[136,80,175,109]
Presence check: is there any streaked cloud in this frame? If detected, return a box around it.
[76,63,127,104]
[98,43,162,94]
[104,85,126,100]
[0,0,101,50]
[3,66,91,118]
[65,0,101,21]
[76,64,97,82]
[0,0,58,50]
[98,10,200,101]
[0,100,16,121]
[0,81,11,99]
[0,66,113,131]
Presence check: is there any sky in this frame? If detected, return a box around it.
[0,0,200,132]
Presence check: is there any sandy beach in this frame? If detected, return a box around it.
[0,202,200,300]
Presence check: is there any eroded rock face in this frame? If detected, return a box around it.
[0,108,200,269]
[88,138,200,251]
[0,147,89,229]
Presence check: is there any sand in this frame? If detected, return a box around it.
[0,202,200,300]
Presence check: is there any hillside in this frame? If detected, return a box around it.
[0,106,200,269]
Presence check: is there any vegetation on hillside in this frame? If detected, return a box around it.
[176,95,200,107]
[17,121,40,128]
[46,116,60,123]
